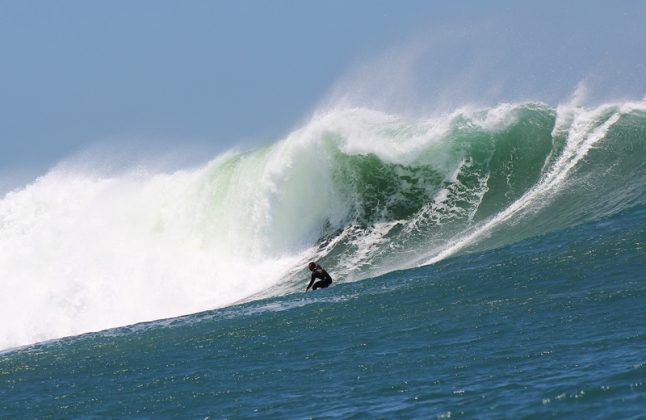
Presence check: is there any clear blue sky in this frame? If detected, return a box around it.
[1,0,645,173]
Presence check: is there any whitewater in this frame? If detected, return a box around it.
[1,99,646,351]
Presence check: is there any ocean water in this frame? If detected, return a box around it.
[1,101,645,417]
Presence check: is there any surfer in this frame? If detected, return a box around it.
[305,262,332,292]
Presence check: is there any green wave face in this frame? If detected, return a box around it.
[303,106,560,276]
[330,106,558,224]
[197,102,646,283]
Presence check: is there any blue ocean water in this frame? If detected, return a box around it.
[1,102,645,416]
[1,204,645,417]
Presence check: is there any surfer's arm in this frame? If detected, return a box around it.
[306,274,316,291]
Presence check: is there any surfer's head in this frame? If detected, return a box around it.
[308,262,317,271]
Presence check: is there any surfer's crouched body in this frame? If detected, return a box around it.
[306,262,332,291]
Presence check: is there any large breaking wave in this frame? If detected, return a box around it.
[1,100,646,349]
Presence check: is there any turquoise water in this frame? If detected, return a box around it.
[1,205,645,417]
[1,101,646,416]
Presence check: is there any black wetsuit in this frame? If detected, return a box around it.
[307,266,333,291]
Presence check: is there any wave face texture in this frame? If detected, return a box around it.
[1,101,646,350]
